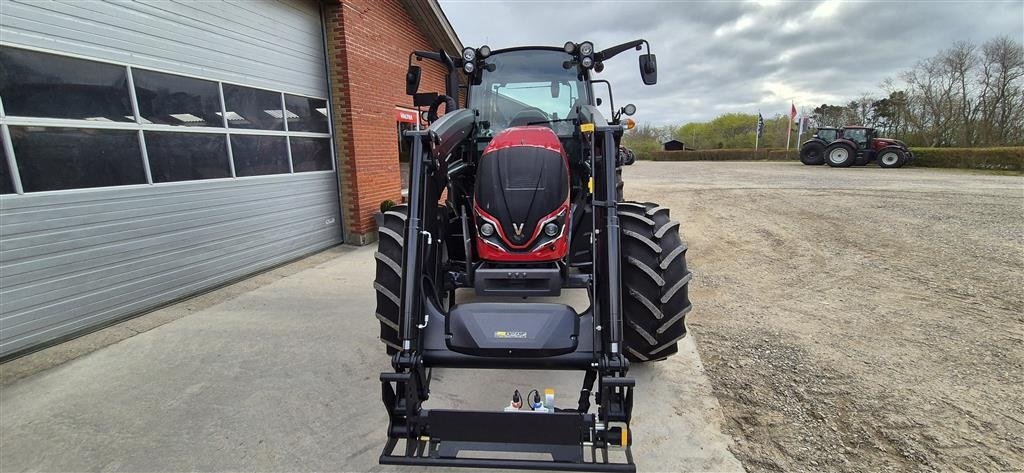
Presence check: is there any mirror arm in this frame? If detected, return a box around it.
[411,50,460,110]
[591,79,615,121]
[596,39,647,62]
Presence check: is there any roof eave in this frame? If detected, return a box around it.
[399,0,463,57]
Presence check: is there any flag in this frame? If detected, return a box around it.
[756,113,765,139]
[786,104,796,150]
[798,116,806,136]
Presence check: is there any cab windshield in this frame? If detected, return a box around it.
[468,49,589,138]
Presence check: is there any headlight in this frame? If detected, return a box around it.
[580,56,594,68]
[579,41,594,56]
[563,41,576,54]
[462,47,476,62]
[544,222,559,237]
[479,45,491,58]
[479,222,495,237]
[463,61,475,73]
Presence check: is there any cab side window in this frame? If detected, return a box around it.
[845,129,868,148]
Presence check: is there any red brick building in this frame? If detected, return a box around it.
[323,0,461,244]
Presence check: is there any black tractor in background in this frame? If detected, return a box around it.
[800,126,914,168]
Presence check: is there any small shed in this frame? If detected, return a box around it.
[663,139,686,151]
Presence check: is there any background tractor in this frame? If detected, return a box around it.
[800,126,914,168]
[373,39,690,472]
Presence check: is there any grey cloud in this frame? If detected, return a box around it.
[440,0,1024,125]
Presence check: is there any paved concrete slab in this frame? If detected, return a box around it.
[0,245,741,472]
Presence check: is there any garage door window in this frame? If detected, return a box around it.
[145,132,231,182]
[0,48,133,122]
[231,135,290,176]
[223,84,285,131]
[10,127,145,192]
[133,69,222,127]
[0,46,334,194]
[290,137,332,172]
[284,95,329,133]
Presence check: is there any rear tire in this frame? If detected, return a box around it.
[799,141,826,165]
[373,205,407,355]
[618,201,692,362]
[825,143,856,167]
[878,148,906,168]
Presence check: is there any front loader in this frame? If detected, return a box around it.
[373,39,692,472]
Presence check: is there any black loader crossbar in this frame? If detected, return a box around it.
[378,114,637,471]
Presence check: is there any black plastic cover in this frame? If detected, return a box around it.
[475,145,567,247]
[447,302,578,357]
[427,108,475,160]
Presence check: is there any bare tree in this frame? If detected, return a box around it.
[945,41,979,145]
[978,36,1024,145]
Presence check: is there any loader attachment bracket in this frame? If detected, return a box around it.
[378,407,636,472]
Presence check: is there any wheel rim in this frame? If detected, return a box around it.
[881,152,898,165]
[829,148,848,163]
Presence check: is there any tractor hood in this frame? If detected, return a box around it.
[875,137,907,148]
[473,126,569,261]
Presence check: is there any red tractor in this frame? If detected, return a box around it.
[800,126,914,168]
[374,39,689,472]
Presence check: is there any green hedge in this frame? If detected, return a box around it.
[641,148,792,162]
[906,147,1023,171]
[636,147,1024,171]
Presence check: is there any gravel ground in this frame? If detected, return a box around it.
[623,161,1024,472]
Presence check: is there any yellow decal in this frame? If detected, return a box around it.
[579,123,595,133]
[588,177,594,194]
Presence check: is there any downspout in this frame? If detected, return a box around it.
[319,0,349,243]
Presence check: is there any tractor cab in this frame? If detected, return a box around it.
[814,127,839,143]
[462,44,645,164]
[468,48,587,140]
[840,126,876,150]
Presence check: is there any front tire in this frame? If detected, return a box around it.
[825,143,856,167]
[373,205,407,355]
[878,148,906,168]
[619,202,692,362]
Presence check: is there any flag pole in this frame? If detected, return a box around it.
[754,110,760,158]
[786,102,795,158]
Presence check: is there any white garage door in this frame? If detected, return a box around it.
[0,0,342,357]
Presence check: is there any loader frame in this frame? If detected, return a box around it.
[377,40,661,472]
[380,118,637,471]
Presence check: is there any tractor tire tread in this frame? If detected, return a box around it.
[373,205,408,355]
[619,201,691,362]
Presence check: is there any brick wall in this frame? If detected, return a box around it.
[324,0,450,245]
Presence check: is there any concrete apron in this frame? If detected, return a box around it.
[0,245,741,472]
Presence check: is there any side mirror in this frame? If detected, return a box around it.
[623,103,636,116]
[639,54,657,85]
[550,81,561,98]
[406,65,422,96]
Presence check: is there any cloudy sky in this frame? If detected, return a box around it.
[439,0,1024,125]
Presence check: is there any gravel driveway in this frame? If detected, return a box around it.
[624,161,1023,472]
